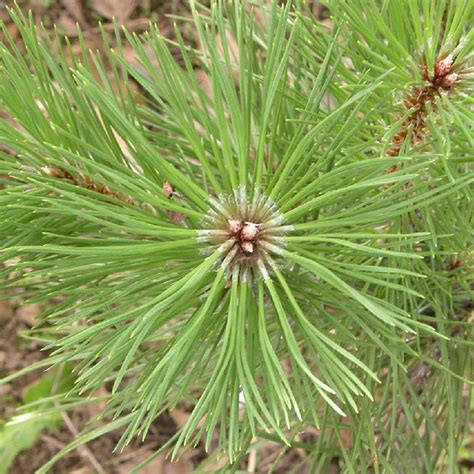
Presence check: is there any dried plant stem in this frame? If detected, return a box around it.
[57,405,106,474]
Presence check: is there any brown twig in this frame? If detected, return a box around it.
[44,166,134,205]
[59,408,106,474]
[40,433,66,451]
[387,54,460,162]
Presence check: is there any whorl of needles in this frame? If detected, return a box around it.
[198,187,293,282]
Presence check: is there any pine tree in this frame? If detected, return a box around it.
[0,1,472,472]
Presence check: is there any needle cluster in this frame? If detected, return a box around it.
[198,188,292,281]
[0,1,472,472]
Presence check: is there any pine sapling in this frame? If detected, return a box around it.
[0,1,472,472]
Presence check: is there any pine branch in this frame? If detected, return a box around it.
[0,1,472,472]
